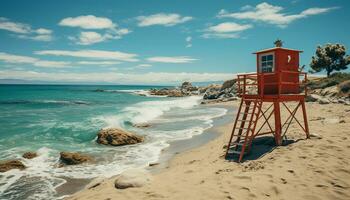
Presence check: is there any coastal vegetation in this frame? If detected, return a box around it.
[310,43,350,77]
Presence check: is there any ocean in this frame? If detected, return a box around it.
[0,84,227,200]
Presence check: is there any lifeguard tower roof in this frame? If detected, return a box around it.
[253,47,303,54]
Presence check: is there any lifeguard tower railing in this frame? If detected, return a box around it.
[236,71,307,100]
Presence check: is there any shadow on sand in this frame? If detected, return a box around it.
[226,136,304,162]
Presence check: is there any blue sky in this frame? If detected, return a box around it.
[0,0,349,84]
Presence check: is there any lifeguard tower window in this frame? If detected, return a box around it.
[260,54,274,73]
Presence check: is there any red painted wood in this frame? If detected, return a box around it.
[256,48,300,95]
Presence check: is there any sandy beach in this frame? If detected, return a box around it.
[66,101,350,200]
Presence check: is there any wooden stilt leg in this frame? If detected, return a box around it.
[301,100,310,139]
[274,100,282,145]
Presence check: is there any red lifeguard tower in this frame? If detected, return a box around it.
[225,43,310,162]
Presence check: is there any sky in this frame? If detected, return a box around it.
[0,0,349,85]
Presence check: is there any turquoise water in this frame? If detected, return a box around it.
[0,85,227,200]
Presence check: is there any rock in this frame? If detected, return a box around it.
[167,90,185,97]
[149,88,187,97]
[149,88,170,96]
[306,94,330,104]
[114,169,151,189]
[306,94,320,102]
[309,133,322,139]
[0,160,26,172]
[339,80,350,96]
[319,85,338,97]
[22,152,38,159]
[318,98,330,104]
[97,128,144,146]
[181,81,193,89]
[221,79,236,90]
[203,84,222,100]
[59,152,92,165]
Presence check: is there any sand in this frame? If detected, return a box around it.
[66,101,350,200]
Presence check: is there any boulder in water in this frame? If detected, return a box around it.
[0,160,26,172]
[22,152,38,159]
[97,128,144,146]
[114,169,151,189]
[59,152,92,165]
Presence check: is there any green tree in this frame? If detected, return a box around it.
[310,43,350,77]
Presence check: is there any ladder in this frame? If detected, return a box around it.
[225,98,262,162]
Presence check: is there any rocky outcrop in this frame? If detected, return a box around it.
[202,84,222,100]
[0,160,26,172]
[149,82,201,97]
[201,80,239,103]
[114,169,152,189]
[22,152,38,159]
[59,152,92,165]
[307,82,350,105]
[97,128,144,146]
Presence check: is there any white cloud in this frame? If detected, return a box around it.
[18,34,53,42]
[137,13,193,27]
[217,2,337,27]
[0,52,38,63]
[127,64,152,70]
[0,52,126,68]
[35,28,52,34]
[202,22,252,39]
[0,52,69,68]
[75,31,105,45]
[59,15,116,29]
[59,15,131,45]
[186,36,192,42]
[0,17,53,41]
[208,22,252,33]
[35,50,139,62]
[147,56,197,63]
[33,61,71,68]
[0,17,31,33]
[0,70,235,85]
[77,61,121,65]
[70,30,131,45]
[202,33,240,39]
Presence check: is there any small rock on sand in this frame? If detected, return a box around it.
[97,128,144,146]
[309,133,322,139]
[22,152,38,159]
[60,152,92,165]
[0,160,26,172]
[114,169,152,189]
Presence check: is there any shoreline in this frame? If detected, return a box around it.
[148,103,237,174]
[57,100,238,199]
[67,101,350,200]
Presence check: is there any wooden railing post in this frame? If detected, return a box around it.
[243,75,246,95]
